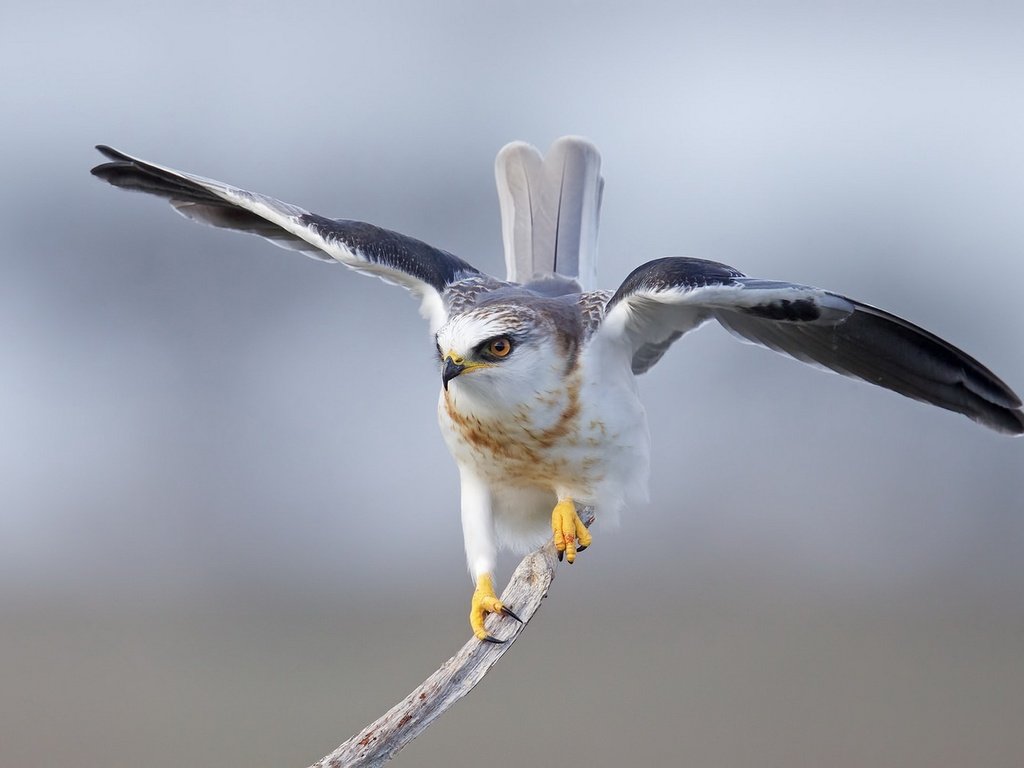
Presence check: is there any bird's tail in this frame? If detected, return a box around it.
[495,136,604,291]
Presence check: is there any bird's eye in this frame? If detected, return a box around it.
[485,337,513,358]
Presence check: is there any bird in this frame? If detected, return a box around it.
[91,137,1024,642]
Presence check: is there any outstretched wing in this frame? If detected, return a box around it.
[91,145,482,330]
[596,257,1024,435]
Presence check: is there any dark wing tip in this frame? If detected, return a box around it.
[89,147,227,208]
[987,402,1024,436]
[92,146,135,182]
[91,162,119,180]
[95,144,129,162]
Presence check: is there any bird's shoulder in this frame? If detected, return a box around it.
[443,275,510,315]
[578,290,613,339]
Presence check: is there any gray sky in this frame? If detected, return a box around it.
[3,0,1023,605]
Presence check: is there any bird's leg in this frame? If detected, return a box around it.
[551,498,592,563]
[469,573,522,643]
[460,472,521,642]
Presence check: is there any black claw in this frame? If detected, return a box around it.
[577,544,588,552]
[557,549,564,562]
[481,634,505,644]
[501,606,523,623]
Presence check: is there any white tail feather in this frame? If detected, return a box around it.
[495,136,604,290]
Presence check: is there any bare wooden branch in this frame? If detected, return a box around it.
[311,506,595,768]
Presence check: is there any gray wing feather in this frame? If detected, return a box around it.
[715,295,1023,434]
[599,257,1024,435]
[92,146,333,260]
[91,145,481,328]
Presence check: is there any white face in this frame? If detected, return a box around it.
[435,307,566,409]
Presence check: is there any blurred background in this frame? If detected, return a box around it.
[2,1,1023,766]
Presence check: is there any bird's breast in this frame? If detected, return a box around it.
[437,371,609,491]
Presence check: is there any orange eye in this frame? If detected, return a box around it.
[486,337,513,358]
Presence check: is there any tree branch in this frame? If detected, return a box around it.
[310,506,595,768]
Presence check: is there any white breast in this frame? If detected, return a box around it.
[437,343,651,545]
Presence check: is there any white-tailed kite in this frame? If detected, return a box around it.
[92,138,1023,642]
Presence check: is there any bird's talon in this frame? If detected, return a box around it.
[470,573,518,640]
[501,605,523,623]
[551,498,591,564]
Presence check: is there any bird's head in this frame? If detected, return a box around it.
[435,298,580,406]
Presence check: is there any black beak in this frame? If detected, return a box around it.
[442,357,466,390]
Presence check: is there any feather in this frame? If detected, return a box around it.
[495,136,603,290]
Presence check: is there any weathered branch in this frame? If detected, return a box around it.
[311,506,594,768]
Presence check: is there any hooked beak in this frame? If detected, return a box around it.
[442,356,467,391]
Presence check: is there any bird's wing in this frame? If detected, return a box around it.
[594,257,1024,435]
[91,145,482,331]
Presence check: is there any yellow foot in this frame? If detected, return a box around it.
[469,573,522,643]
[551,498,592,564]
